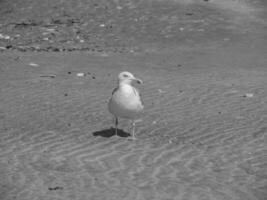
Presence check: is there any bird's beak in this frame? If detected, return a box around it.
[133,77,143,84]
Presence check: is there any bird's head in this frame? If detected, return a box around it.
[118,71,143,85]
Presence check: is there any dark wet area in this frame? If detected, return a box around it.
[0,0,266,52]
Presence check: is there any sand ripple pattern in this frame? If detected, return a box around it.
[1,53,267,200]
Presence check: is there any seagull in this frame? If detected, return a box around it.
[108,71,144,139]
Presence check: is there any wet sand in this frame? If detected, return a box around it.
[0,0,267,200]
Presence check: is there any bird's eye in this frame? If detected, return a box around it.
[123,74,129,78]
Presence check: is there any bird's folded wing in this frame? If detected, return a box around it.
[111,87,119,95]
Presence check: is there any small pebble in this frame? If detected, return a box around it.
[40,74,56,78]
[48,186,63,191]
[77,73,85,77]
[29,62,39,67]
[243,93,254,98]
[0,33,10,39]
[158,89,165,93]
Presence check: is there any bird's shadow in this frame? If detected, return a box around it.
[93,127,130,138]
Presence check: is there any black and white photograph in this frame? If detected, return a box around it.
[0,0,266,199]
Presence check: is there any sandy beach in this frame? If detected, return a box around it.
[0,0,267,199]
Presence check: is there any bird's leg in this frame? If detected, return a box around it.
[131,120,136,140]
[115,117,118,136]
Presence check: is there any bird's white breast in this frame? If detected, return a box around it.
[108,84,143,119]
